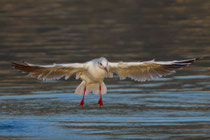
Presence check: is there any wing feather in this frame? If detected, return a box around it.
[109,58,197,81]
[12,62,86,81]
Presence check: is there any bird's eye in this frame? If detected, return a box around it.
[99,63,102,65]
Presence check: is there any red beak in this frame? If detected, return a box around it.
[104,67,108,73]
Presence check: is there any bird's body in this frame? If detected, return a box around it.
[12,57,197,106]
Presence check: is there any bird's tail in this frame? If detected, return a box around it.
[75,81,107,95]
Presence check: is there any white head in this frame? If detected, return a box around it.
[97,57,109,73]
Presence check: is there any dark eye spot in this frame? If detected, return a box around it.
[100,63,102,65]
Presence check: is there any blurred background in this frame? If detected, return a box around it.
[0,0,210,139]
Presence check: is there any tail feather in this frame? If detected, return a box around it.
[75,81,107,95]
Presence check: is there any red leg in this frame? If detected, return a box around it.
[80,86,86,107]
[98,85,103,106]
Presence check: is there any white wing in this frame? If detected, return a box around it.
[109,58,197,81]
[12,62,87,81]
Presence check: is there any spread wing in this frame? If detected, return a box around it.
[109,58,197,81]
[12,62,87,81]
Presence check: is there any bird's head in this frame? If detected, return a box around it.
[98,57,109,73]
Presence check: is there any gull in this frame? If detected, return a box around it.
[12,57,197,106]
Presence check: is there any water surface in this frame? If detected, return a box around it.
[0,0,210,139]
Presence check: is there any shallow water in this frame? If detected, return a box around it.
[0,0,210,139]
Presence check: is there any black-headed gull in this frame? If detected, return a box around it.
[12,57,197,106]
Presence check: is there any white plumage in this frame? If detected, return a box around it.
[12,57,197,106]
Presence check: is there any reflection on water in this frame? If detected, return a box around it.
[0,0,210,139]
